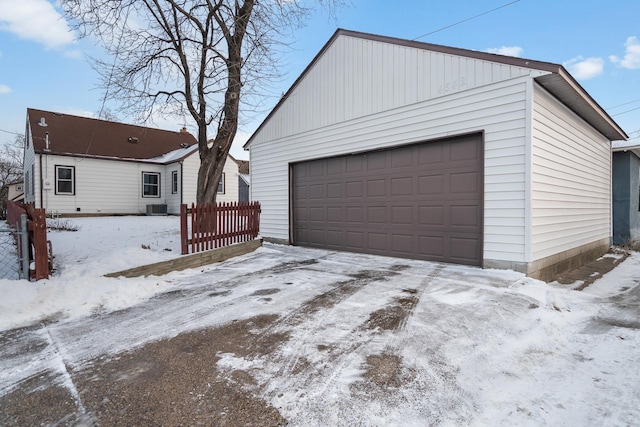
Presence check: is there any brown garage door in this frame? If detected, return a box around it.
[291,133,483,266]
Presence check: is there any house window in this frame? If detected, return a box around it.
[55,165,75,195]
[143,172,160,197]
[217,172,225,194]
[172,171,178,194]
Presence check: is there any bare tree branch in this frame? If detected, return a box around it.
[59,0,342,203]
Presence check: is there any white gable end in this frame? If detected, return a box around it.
[251,34,548,145]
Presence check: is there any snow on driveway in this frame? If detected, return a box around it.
[1,216,639,425]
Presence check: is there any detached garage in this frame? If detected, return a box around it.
[245,29,627,280]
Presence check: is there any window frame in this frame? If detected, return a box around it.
[217,172,225,194]
[171,170,178,194]
[142,172,161,198]
[55,165,75,195]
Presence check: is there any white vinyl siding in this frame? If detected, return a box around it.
[36,155,165,215]
[23,132,37,204]
[530,83,611,260]
[251,35,545,145]
[181,152,199,207]
[215,157,241,203]
[251,77,532,263]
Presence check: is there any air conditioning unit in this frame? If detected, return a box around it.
[146,204,168,215]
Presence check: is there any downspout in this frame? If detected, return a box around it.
[38,155,43,209]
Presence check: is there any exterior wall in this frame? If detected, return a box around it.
[251,34,545,146]
[530,83,611,269]
[178,153,242,208]
[216,157,241,203]
[181,151,199,207]
[613,151,640,244]
[251,76,533,264]
[165,163,182,214]
[23,126,37,204]
[36,154,166,215]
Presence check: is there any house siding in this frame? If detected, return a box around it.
[23,129,37,204]
[612,151,640,244]
[216,156,241,203]
[36,155,166,215]
[251,76,533,264]
[530,83,611,260]
[251,35,545,145]
[165,163,182,214]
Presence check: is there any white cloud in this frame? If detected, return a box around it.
[610,36,640,69]
[563,56,604,80]
[0,0,75,49]
[0,84,11,94]
[486,46,523,57]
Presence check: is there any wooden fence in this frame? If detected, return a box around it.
[6,201,51,280]
[180,201,261,255]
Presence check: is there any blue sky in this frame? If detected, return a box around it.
[1,0,639,160]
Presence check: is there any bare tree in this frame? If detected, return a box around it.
[0,134,24,188]
[60,0,340,203]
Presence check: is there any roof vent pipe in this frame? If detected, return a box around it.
[128,137,139,143]
[44,132,50,151]
[38,117,48,127]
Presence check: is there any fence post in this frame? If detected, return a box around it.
[29,208,49,280]
[180,204,188,255]
[19,214,29,280]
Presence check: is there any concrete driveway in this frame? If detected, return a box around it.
[1,244,638,426]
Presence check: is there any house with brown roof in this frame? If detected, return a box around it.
[23,108,243,216]
[245,29,628,280]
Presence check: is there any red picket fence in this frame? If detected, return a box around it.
[6,200,52,280]
[180,201,261,255]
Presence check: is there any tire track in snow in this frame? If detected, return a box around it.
[255,264,446,423]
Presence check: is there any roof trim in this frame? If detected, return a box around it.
[245,28,627,148]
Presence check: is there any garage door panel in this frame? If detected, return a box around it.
[367,179,386,196]
[450,171,480,193]
[391,234,414,253]
[368,232,387,250]
[292,134,482,265]
[450,204,480,227]
[391,177,413,195]
[346,231,364,248]
[327,182,342,198]
[418,174,444,194]
[418,144,444,164]
[327,206,343,222]
[391,206,413,224]
[368,206,387,223]
[346,206,364,222]
[450,237,481,262]
[392,149,413,167]
[419,235,445,257]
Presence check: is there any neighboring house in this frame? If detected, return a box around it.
[6,181,24,203]
[0,181,24,219]
[244,29,628,280]
[24,108,242,216]
[612,141,640,245]
[236,159,250,202]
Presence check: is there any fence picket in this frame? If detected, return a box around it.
[180,201,261,255]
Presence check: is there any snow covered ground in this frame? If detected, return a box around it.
[1,216,639,425]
